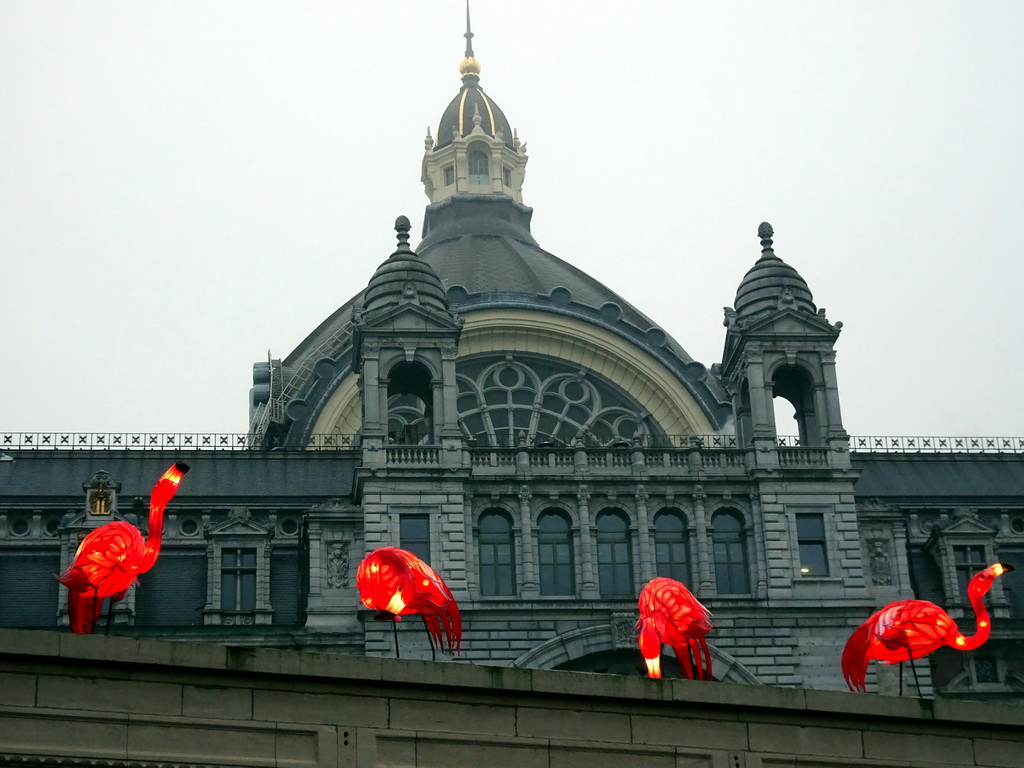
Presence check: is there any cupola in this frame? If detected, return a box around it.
[362,216,449,316]
[421,4,528,205]
[733,222,817,319]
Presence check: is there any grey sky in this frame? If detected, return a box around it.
[2,1,1022,437]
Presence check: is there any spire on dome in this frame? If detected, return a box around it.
[459,1,481,79]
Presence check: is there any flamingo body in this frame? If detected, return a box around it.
[357,546,462,654]
[842,562,1012,692]
[636,577,714,680]
[58,463,189,633]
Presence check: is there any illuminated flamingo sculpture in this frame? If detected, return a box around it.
[357,546,462,658]
[58,463,189,634]
[842,562,1013,693]
[636,577,714,680]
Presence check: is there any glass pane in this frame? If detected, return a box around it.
[796,515,825,540]
[222,551,237,567]
[799,543,829,576]
[241,549,257,568]
[221,573,236,610]
[655,513,684,534]
[714,513,741,535]
[240,573,256,611]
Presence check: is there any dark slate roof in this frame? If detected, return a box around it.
[852,453,1024,502]
[0,451,359,504]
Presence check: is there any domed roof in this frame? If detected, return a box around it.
[363,216,449,315]
[434,75,514,150]
[734,223,816,318]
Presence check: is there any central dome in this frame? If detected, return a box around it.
[434,74,514,149]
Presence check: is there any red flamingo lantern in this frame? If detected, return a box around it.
[357,546,462,657]
[58,463,189,633]
[842,562,1013,693]
[636,577,714,680]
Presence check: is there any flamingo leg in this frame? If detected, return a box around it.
[698,638,714,681]
[689,640,703,680]
[392,618,401,659]
[422,616,437,661]
[104,595,115,636]
[676,645,695,679]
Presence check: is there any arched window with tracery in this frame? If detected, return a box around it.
[455,355,656,448]
[468,150,489,184]
[478,509,516,596]
[653,509,690,583]
[712,510,750,594]
[538,510,574,595]
[596,510,633,597]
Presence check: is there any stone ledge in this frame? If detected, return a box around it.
[2,629,1023,732]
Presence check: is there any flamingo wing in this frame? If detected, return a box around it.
[59,522,143,596]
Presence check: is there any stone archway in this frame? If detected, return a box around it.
[511,624,762,684]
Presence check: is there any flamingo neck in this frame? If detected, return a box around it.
[954,586,994,651]
[138,486,170,572]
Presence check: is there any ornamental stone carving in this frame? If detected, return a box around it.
[327,540,351,589]
[867,539,893,586]
[611,612,637,649]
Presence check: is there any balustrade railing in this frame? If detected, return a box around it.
[385,446,440,466]
[4,431,1022,455]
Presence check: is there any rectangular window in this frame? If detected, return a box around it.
[502,166,512,187]
[443,164,455,186]
[796,514,829,576]
[954,544,986,599]
[221,548,257,611]
[400,514,431,564]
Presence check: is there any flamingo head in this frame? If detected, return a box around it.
[637,616,666,679]
[968,562,1014,599]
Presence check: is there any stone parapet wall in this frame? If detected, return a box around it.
[0,629,1020,767]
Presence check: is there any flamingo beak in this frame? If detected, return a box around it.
[644,656,662,679]
[993,563,1014,577]
[385,591,406,615]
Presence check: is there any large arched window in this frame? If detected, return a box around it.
[653,509,690,583]
[772,364,819,445]
[478,510,515,596]
[712,510,750,594]
[468,150,489,184]
[596,510,633,597]
[538,510,574,595]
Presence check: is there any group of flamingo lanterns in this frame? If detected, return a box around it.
[59,463,1013,694]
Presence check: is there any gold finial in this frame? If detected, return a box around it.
[459,1,481,78]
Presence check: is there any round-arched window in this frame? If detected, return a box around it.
[653,510,690,583]
[538,511,574,595]
[468,150,489,184]
[596,510,633,597]
[478,510,515,596]
[712,510,749,594]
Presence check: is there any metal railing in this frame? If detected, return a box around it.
[0,432,360,452]
[3,431,1022,454]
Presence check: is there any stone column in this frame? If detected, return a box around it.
[518,485,538,597]
[748,491,769,597]
[635,485,654,582]
[577,485,598,597]
[692,485,714,594]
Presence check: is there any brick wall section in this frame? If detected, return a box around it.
[0,629,1020,767]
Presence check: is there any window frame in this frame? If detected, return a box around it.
[595,509,634,598]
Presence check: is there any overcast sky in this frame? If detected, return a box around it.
[2,1,1023,439]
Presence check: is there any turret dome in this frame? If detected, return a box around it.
[363,216,449,315]
[734,223,817,318]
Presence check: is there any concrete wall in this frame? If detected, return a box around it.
[0,629,1021,767]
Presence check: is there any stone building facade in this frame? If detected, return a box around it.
[2,22,1023,703]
